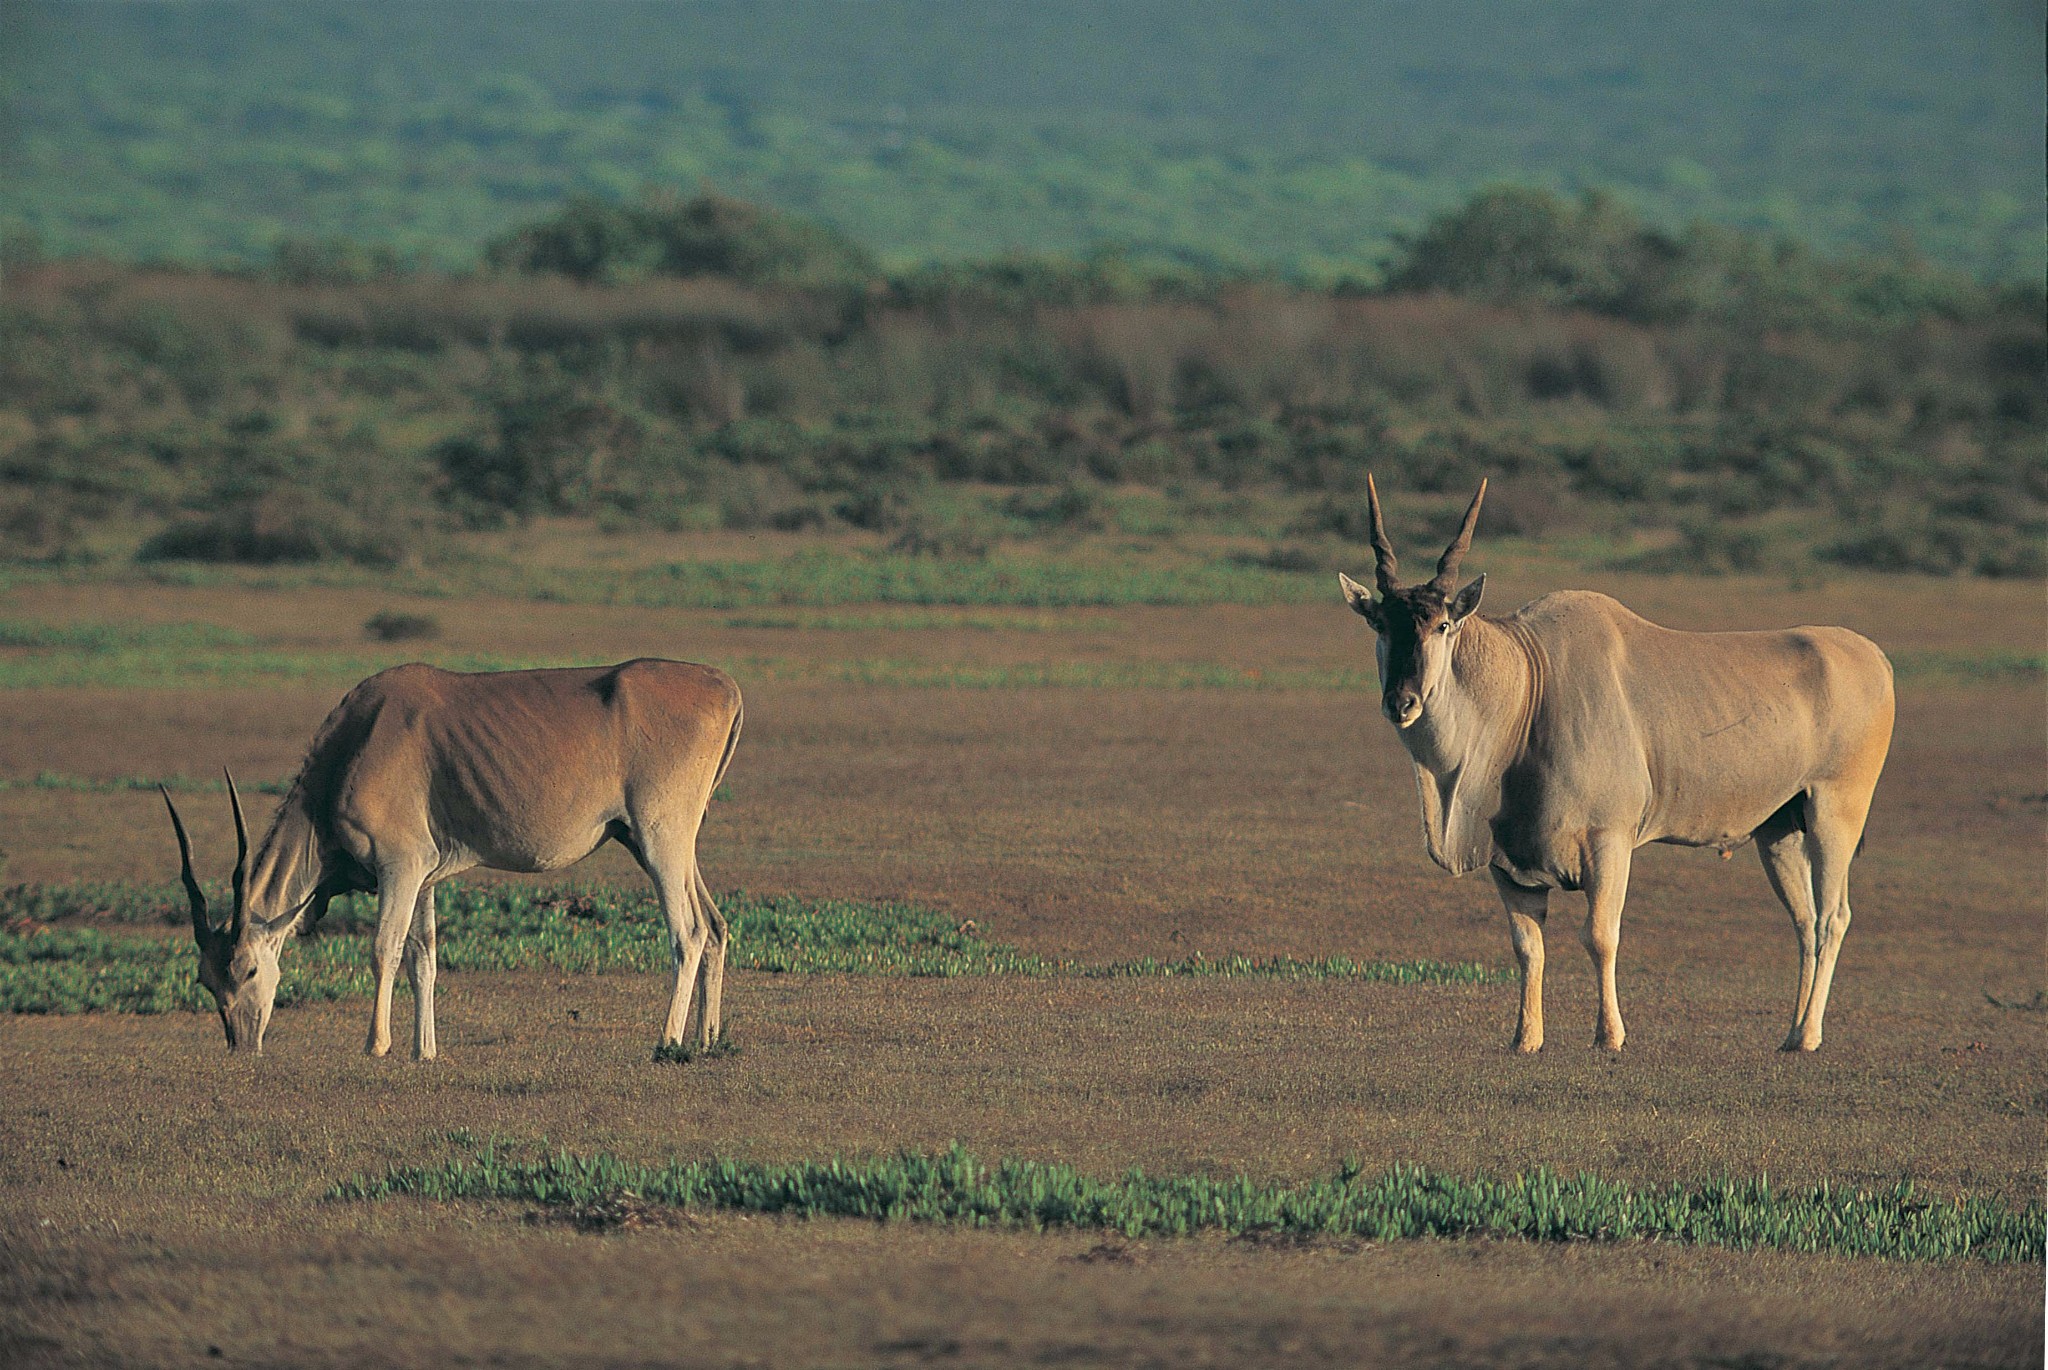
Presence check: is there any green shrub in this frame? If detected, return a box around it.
[1002,482,1105,532]
[436,360,646,522]
[1233,544,1325,573]
[363,611,441,642]
[0,497,90,564]
[1385,187,1653,315]
[138,492,408,568]
[486,191,877,290]
[889,519,992,560]
[270,236,404,286]
[1824,516,2048,578]
[1287,497,1376,543]
[1622,521,1783,575]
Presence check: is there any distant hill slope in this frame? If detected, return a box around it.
[2,0,2041,277]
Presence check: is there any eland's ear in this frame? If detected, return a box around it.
[1337,572,1383,626]
[1448,573,1486,623]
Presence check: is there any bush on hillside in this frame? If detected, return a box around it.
[485,191,877,290]
[1385,186,1994,327]
[138,491,409,568]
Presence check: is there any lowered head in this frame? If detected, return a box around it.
[162,773,285,1054]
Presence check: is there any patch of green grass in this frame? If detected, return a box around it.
[0,928,222,1015]
[0,882,1503,1014]
[528,554,1326,610]
[1889,649,2045,682]
[651,1032,742,1065]
[0,775,723,804]
[19,551,1326,610]
[0,615,336,690]
[723,609,1093,632]
[1983,991,2047,1014]
[762,659,1375,690]
[0,643,541,691]
[0,633,1378,692]
[1081,953,1495,984]
[0,620,259,651]
[329,1141,2045,1265]
[6,608,2036,696]
[0,772,291,795]
[0,880,231,925]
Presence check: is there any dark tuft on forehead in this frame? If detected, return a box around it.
[1388,582,1449,616]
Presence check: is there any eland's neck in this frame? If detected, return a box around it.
[242,789,331,933]
[1398,614,1541,779]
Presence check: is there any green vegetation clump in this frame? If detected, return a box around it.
[362,610,441,642]
[3,196,2039,578]
[0,610,2036,693]
[485,192,876,290]
[0,620,257,651]
[0,928,217,1014]
[329,1141,2045,1264]
[1886,650,2046,683]
[548,554,1324,609]
[1384,186,1995,328]
[0,772,291,795]
[0,882,1502,1014]
[651,1032,741,1065]
[138,492,410,568]
[0,880,231,926]
[720,609,1089,632]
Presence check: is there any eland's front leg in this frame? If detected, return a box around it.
[367,863,430,1058]
[1490,868,1549,1053]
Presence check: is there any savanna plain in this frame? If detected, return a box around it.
[0,549,2042,1368]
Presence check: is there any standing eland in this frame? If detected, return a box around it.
[1338,477,1893,1052]
[161,658,743,1059]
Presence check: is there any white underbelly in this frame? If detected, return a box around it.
[460,823,611,875]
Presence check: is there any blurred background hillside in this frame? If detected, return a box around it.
[0,1,2040,586]
[4,0,2041,278]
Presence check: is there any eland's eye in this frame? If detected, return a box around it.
[1437,621,1451,634]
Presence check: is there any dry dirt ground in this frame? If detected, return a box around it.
[0,569,2042,1367]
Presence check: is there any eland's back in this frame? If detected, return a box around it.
[1504,591,1894,853]
[324,660,742,874]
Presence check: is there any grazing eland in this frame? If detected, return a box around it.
[162,658,743,1059]
[1338,477,1893,1052]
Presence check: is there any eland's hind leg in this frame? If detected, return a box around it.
[1580,834,1633,1052]
[1790,783,1874,1052]
[633,829,710,1047]
[404,882,438,1061]
[692,865,729,1048]
[1755,805,1819,1050]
